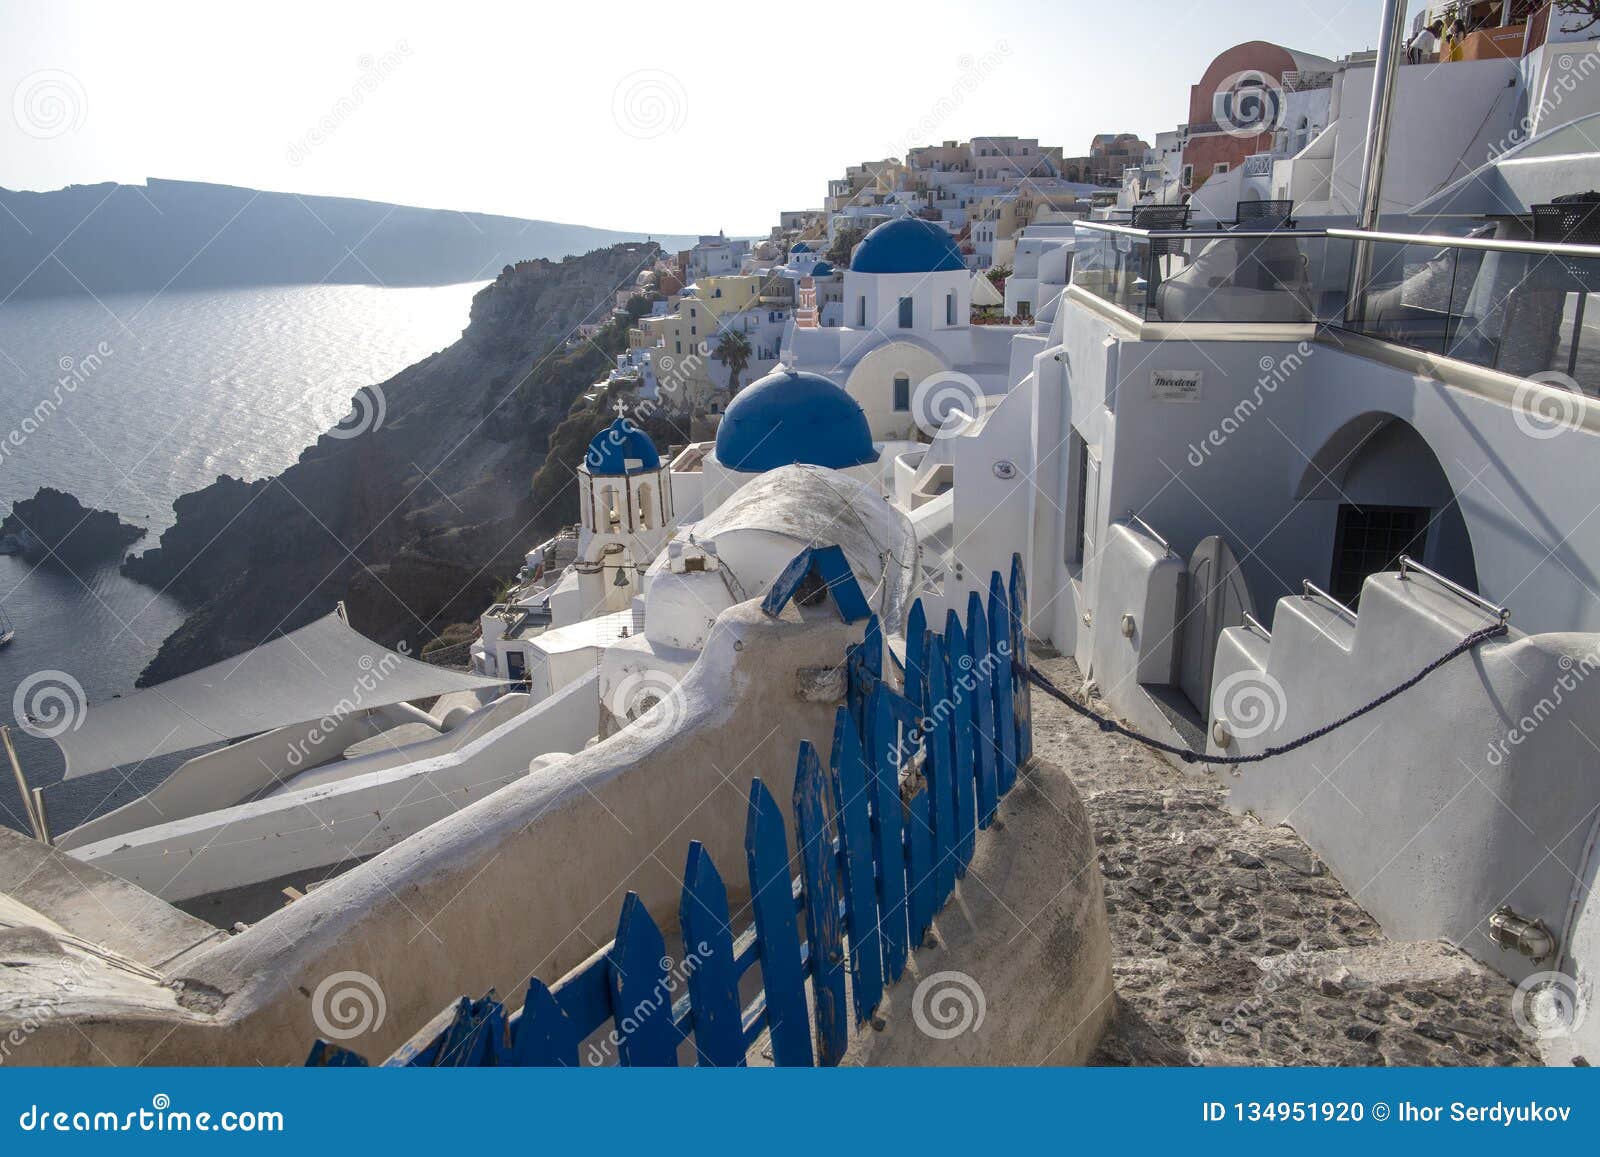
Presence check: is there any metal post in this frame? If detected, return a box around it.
[1345,0,1411,327]
[1,725,46,843]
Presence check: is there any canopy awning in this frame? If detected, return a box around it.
[52,610,506,780]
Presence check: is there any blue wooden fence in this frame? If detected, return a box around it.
[306,552,1034,1069]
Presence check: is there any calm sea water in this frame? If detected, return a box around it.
[0,281,484,834]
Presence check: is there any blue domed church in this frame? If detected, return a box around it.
[576,417,675,616]
[701,367,880,513]
[781,216,1012,444]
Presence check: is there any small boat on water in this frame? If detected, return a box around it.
[0,606,15,647]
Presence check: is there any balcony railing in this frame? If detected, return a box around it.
[1071,220,1342,325]
[1331,227,1600,396]
[1069,220,1600,396]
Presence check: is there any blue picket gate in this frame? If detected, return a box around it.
[306,553,1034,1069]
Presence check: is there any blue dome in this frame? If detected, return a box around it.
[791,241,812,252]
[585,418,660,475]
[809,261,834,277]
[850,218,966,274]
[715,369,878,473]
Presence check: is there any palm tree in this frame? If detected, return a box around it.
[713,329,753,395]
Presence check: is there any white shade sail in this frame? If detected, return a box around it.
[50,610,505,780]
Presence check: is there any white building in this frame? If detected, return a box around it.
[785,217,1029,439]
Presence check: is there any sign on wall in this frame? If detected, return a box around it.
[1151,369,1203,402]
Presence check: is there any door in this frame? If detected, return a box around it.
[506,650,529,692]
[1179,535,1254,713]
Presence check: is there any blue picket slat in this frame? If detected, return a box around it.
[828,707,883,1024]
[905,599,929,719]
[305,1040,369,1067]
[762,544,872,622]
[606,894,681,1067]
[507,979,580,1066]
[793,742,848,1065]
[436,995,503,1067]
[925,633,957,907]
[745,778,814,1066]
[1009,553,1033,766]
[988,572,1018,796]
[905,785,934,946]
[680,841,746,1067]
[944,609,978,872]
[860,613,882,682]
[966,590,1000,828]
[870,691,909,981]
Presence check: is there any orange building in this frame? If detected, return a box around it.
[1180,40,1335,193]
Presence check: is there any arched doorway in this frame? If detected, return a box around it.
[1297,414,1479,606]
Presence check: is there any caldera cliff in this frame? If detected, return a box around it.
[123,242,660,687]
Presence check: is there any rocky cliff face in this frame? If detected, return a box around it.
[122,243,658,686]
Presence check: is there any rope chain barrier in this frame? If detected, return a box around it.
[1024,621,1509,767]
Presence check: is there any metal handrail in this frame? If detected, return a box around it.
[1242,612,1272,639]
[1327,226,1600,261]
[1396,555,1511,624]
[1077,220,1327,242]
[1301,579,1358,621]
[1123,510,1175,556]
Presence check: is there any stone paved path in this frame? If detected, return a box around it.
[1028,652,1540,1066]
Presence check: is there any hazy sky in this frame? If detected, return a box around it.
[4,0,1405,235]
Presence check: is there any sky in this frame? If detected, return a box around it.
[2,0,1412,236]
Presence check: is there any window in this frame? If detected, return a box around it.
[1181,163,1194,187]
[1329,505,1428,607]
[1070,435,1089,566]
[898,296,913,328]
[1213,162,1229,175]
[946,291,956,326]
[893,373,911,412]
[857,297,866,326]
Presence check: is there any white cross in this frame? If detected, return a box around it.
[614,398,628,420]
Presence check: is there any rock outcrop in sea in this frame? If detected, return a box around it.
[121,242,661,687]
[1,487,146,565]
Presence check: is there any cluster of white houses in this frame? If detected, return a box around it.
[12,3,1600,1066]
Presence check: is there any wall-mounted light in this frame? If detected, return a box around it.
[1488,907,1556,963]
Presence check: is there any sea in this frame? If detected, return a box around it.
[0,281,486,834]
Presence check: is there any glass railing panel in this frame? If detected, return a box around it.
[1142,232,1332,325]
[1071,223,1335,324]
[1343,237,1600,396]
[1070,225,1148,317]
[1346,239,1464,356]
